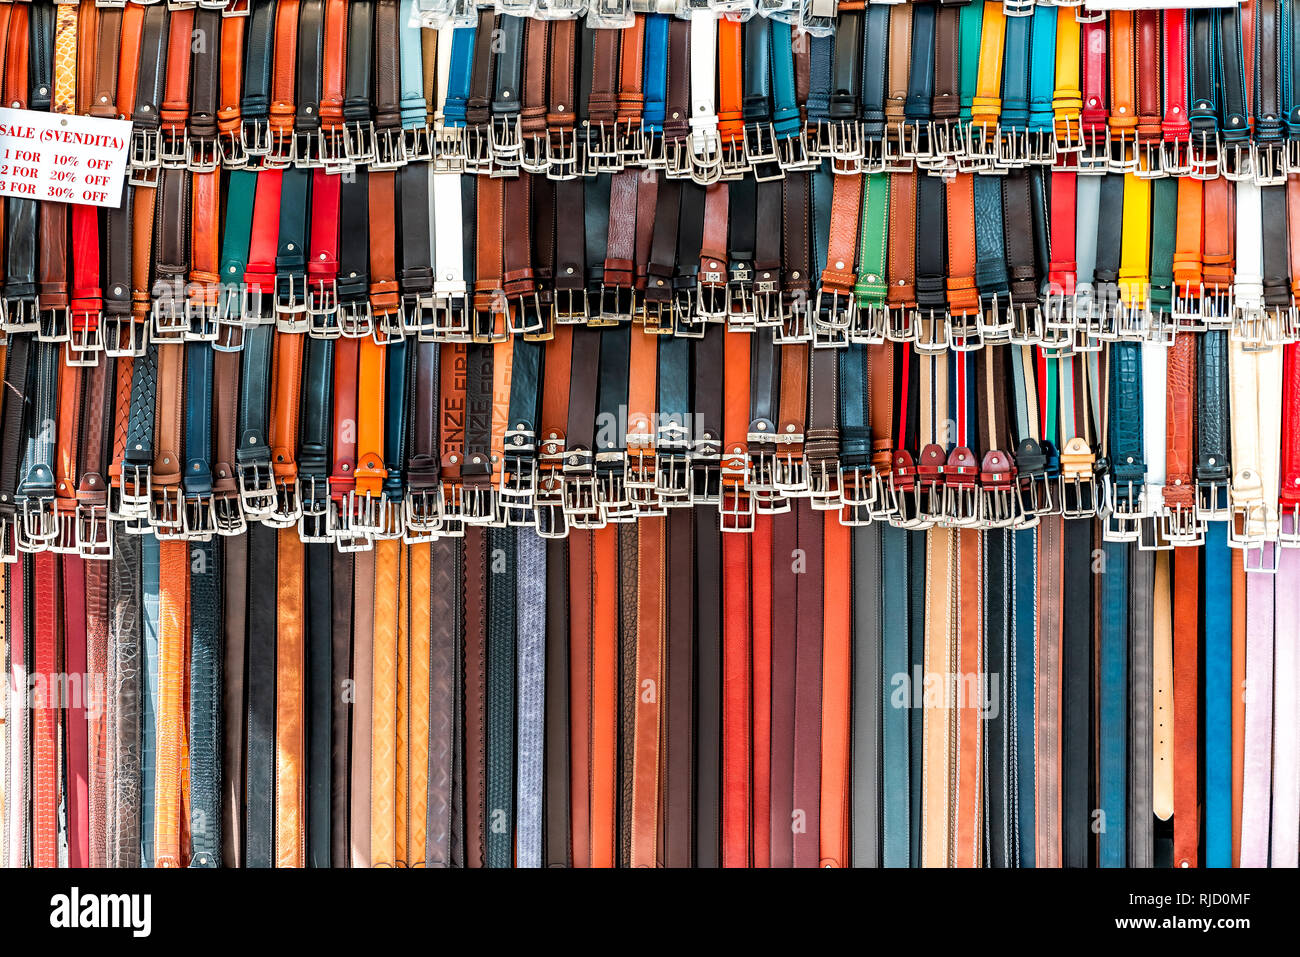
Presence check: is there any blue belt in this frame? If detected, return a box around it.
[1203,521,1233,866]
[443,25,477,129]
[643,14,670,133]
[183,341,215,539]
[1027,6,1057,139]
[770,22,802,141]
[398,0,427,130]
[1013,526,1037,866]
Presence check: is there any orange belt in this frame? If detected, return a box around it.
[406,541,432,866]
[751,513,773,868]
[370,538,402,866]
[274,528,306,867]
[953,527,983,867]
[349,548,376,867]
[570,526,619,867]
[154,540,191,867]
[629,515,664,868]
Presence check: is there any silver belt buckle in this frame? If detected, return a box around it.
[308,279,341,338]
[38,306,71,343]
[186,135,219,173]
[67,318,104,364]
[182,492,217,542]
[212,492,247,536]
[237,461,277,517]
[75,502,114,560]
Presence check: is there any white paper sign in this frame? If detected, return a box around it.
[0,107,131,209]
[1083,1,1239,8]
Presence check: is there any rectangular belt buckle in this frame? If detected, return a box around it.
[180,493,216,541]
[66,320,104,364]
[343,121,378,167]
[184,297,220,342]
[327,495,373,551]
[217,128,248,169]
[212,492,247,536]
[50,507,79,555]
[0,514,18,564]
[237,462,277,516]
[404,124,434,164]
[401,292,437,339]
[520,132,549,174]
[151,295,189,342]
[240,118,272,158]
[318,127,350,173]
[1189,133,1220,180]
[262,478,301,528]
[1219,141,1255,182]
[184,135,219,173]
[1102,478,1145,542]
[159,129,188,169]
[119,463,153,514]
[339,299,374,339]
[654,447,692,501]
[533,473,568,539]
[273,274,309,332]
[37,306,70,343]
[2,298,38,335]
[402,487,444,540]
[17,497,55,551]
[149,486,187,539]
[308,280,341,338]
[263,128,297,168]
[429,292,467,340]
[544,128,579,181]
[75,502,113,560]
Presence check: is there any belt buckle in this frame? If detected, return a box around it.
[882,125,915,174]
[978,451,1019,528]
[1195,477,1230,523]
[371,125,405,170]
[404,124,434,164]
[262,477,301,527]
[159,128,188,169]
[977,293,1014,345]
[618,120,648,168]
[807,458,841,511]
[17,497,56,552]
[128,129,162,186]
[743,123,780,169]
[343,121,378,167]
[1134,137,1164,180]
[1254,141,1287,186]
[469,296,507,343]
[151,292,189,342]
[545,128,580,181]
[1287,137,1300,176]
[749,446,788,515]
[38,306,71,343]
[237,461,277,517]
[553,287,590,326]
[183,134,218,173]
[837,464,878,525]
[725,268,756,332]
[2,298,38,335]
[995,126,1031,169]
[1230,300,1268,348]
[327,494,373,552]
[596,284,635,326]
[149,486,186,539]
[912,309,947,352]
[273,274,309,332]
[641,130,666,170]
[184,297,220,342]
[500,450,538,527]
[521,132,549,174]
[942,448,980,527]
[1070,290,1104,351]
[774,131,810,172]
[690,455,721,506]
[1188,132,1220,180]
[340,299,375,340]
[1106,129,1138,173]
[1279,504,1300,548]
[0,513,16,563]
[179,492,216,542]
[101,314,149,357]
[1054,114,1083,157]
[850,301,887,344]
[662,135,690,180]
[1112,293,1152,341]
[1165,504,1206,547]
[1076,129,1110,175]
[596,464,636,524]
[1201,285,1235,331]
[430,289,468,340]
[292,129,322,169]
[814,288,855,334]
[948,309,983,352]
[1102,477,1145,542]
[1241,537,1279,574]
[346,488,392,536]
[433,124,466,173]
[1060,469,1097,520]
[718,134,749,180]
[772,445,807,497]
[826,119,862,166]
[263,126,297,168]
[372,305,407,345]
[906,121,940,168]
[774,294,811,344]
[654,445,692,503]
[1008,300,1042,346]
[74,502,113,559]
[211,491,247,536]
[50,506,79,555]
[318,127,350,173]
[401,291,438,339]
[1153,136,1189,177]
[67,319,104,364]
[308,279,341,338]
[296,478,332,543]
[213,286,247,353]
[462,125,494,174]
[402,486,444,541]
[240,117,272,161]
[561,454,602,527]
[719,473,756,534]
[1219,140,1255,182]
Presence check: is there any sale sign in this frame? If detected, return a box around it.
[0,107,131,208]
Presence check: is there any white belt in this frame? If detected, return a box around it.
[1229,337,1283,554]
[688,11,721,164]
[435,24,455,125]
[1141,341,1167,516]
[1233,179,1264,319]
[432,172,466,299]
